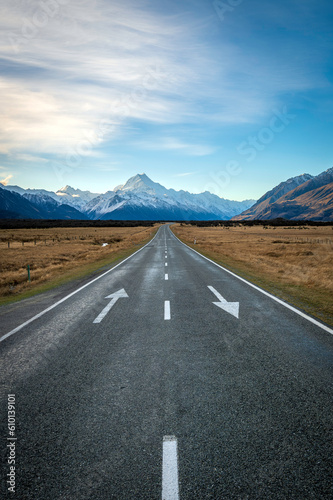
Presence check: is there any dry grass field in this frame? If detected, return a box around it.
[0,225,158,302]
[172,223,333,326]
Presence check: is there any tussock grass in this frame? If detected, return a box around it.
[0,226,158,302]
[172,224,333,326]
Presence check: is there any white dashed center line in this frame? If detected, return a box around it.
[164,301,171,320]
[165,274,169,280]
[162,436,179,500]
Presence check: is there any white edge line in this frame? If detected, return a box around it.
[0,228,160,343]
[162,435,179,500]
[170,227,333,336]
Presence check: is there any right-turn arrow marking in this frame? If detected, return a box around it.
[208,286,239,319]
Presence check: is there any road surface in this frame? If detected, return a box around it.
[1,224,332,499]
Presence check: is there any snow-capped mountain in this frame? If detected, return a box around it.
[1,173,255,220]
[0,184,87,219]
[55,185,100,210]
[5,184,100,210]
[5,185,60,202]
[85,173,255,220]
[3,169,333,221]
[22,193,89,220]
[0,184,42,219]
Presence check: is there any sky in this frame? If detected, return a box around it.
[0,0,332,201]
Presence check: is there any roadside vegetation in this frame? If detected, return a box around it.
[172,223,333,326]
[0,225,159,303]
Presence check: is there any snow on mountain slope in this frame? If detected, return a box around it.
[55,185,100,209]
[22,193,88,219]
[0,184,43,219]
[85,173,255,220]
[5,185,60,202]
[2,173,256,220]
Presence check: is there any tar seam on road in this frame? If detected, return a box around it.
[162,436,179,500]
[171,229,333,336]
[0,229,160,343]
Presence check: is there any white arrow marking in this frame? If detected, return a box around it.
[93,288,129,323]
[208,286,239,319]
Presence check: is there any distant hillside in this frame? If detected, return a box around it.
[233,174,313,220]
[234,168,333,221]
[259,182,333,221]
[0,184,42,219]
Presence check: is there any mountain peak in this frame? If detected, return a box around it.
[322,166,333,176]
[121,173,158,193]
[124,173,151,184]
[57,185,75,193]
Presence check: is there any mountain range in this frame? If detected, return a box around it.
[1,168,332,221]
[1,173,255,221]
[233,167,333,221]
[0,186,88,220]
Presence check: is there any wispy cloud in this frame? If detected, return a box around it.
[0,0,330,166]
[174,172,196,177]
[134,137,216,156]
[0,174,13,185]
[15,154,49,163]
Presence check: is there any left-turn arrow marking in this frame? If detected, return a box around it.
[93,288,129,324]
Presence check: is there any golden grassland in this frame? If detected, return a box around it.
[0,225,158,303]
[172,224,333,326]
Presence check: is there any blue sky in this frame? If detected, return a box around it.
[0,0,332,200]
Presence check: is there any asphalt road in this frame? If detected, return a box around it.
[1,224,332,499]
